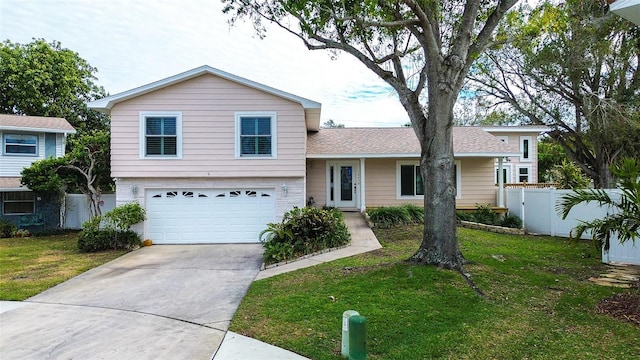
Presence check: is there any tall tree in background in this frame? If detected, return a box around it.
[469,0,640,188]
[0,39,109,132]
[223,0,518,269]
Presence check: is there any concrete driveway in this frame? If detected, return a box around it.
[0,244,263,360]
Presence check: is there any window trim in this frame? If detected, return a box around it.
[2,191,35,215]
[139,112,182,159]
[396,160,462,199]
[495,164,512,184]
[3,133,39,156]
[517,165,532,183]
[520,135,532,162]
[234,112,277,159]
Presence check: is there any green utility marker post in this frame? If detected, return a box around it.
[341,310,360,357]
[348,315,367,360]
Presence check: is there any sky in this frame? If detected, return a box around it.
[0,0,409,127]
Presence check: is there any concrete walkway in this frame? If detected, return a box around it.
[213,212,381,359]
[0,212,380,360]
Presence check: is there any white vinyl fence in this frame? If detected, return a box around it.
[63,194,116,229]
[504,188,640,265]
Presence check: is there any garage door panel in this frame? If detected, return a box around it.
[146,188,275,244]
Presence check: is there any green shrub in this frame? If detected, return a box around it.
[500,214,523,229]
[455,211,475,222]
[0,220,17,238]
[104,202,146,231]
[368,204,424,227]
[78,229,141,252]
[261,207,351,264]
[401,203,424,223]
[77,202,145,252]
[473,204,500,225]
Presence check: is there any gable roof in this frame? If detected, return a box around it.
[306,127,521,158]
[87,65,323,131]
[0,114,76,134]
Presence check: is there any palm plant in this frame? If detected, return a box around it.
[557,158,640,251]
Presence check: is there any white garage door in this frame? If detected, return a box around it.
[146,189,275,244]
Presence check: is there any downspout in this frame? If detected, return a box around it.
[359,158,366,212]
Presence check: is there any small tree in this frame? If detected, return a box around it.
[558,158,640,251]
[21,129,112,219]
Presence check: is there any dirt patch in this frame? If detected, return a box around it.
[596,287,640,327]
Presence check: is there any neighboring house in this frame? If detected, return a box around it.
[88,65,545,245]
[483,126,550,185]
[0,114,76,229]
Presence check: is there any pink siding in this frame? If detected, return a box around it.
[306,159,326,205]
[307,157,499,209]
[110,74,306,178]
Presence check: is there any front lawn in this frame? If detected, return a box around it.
[0,232,126,300]
[231,226,640,359]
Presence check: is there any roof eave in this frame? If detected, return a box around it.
[87,65,322,112]
[0,125,76,134]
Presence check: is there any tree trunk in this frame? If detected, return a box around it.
[406,90,464,270]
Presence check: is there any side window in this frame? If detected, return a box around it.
[235,112,277,158]
[139,112,182,159]
[520,136,532,162]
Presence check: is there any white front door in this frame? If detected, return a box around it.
[327,162,359,209]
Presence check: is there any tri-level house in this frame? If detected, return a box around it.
[0,114,76,229]
[89,66,546,244]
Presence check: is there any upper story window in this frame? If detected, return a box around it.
[235,112,277,158]
[139,112,182,159]
[3,133,38,156]
[520,136,532,162]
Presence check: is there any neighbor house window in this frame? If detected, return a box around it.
[2,192,35,214]
[3,133,38,156]
[517,165,531,183]
[520,136,532,162]
[235,112,277,158]
[139,112,182,159]
[397,161,461,199]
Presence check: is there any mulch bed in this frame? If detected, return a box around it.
[595,282,640,327]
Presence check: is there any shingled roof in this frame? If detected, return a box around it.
[0,114,76,134]
[306,127,521,158]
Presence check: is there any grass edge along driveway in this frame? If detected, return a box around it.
[0,232,127,301]
[231,226,640,360]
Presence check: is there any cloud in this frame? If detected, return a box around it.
[0,0,408,127]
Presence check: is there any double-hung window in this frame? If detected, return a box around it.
[3,192,35,214]
[4,133,38,156]
[140,112,182,158]
[235,112,277,158]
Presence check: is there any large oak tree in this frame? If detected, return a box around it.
[223,0,518,269]
[0,39,109,132]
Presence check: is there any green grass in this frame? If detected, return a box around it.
[231,226,640,359]
[0,232,127,300]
